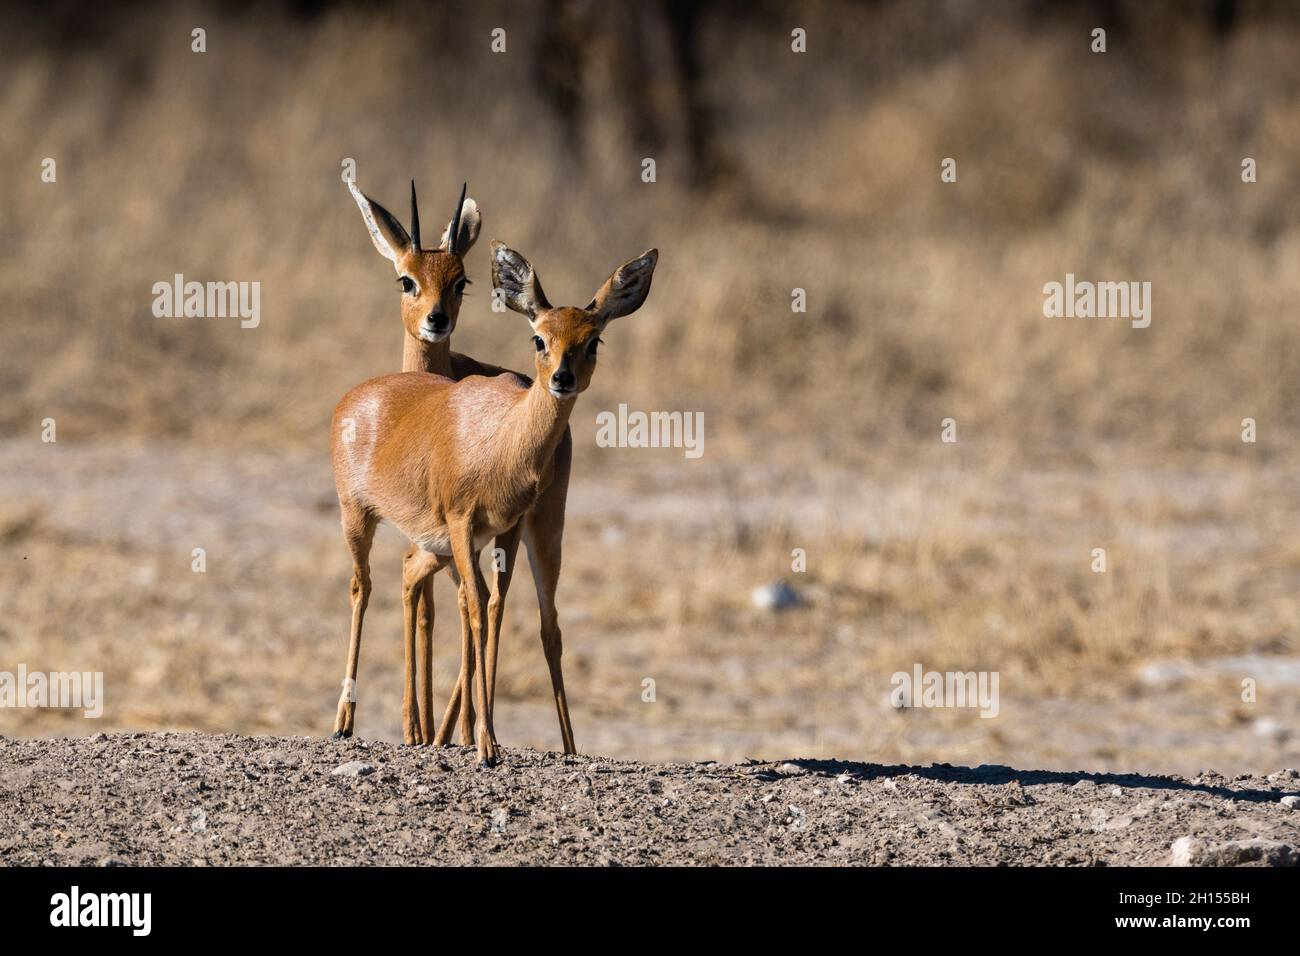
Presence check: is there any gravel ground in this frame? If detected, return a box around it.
[2,733,1298,866]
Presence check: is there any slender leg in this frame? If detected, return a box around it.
[409,559,436,744]
[400,548,439,745]
[434,527,518,746]
[433,566,478,747]
[523,516,575,754]
[523,429,576,754]
[433,573,465,744]
[453,574,476,745]
[449,517,496,767]
[434,427,572,753]
[484,524,523,740]
[333,506,377,739]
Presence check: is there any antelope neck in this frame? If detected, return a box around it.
[403,328,570,471]
[403,331,452,375]
[514,374,575,469]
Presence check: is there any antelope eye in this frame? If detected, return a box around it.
[533,335,545,352]
[398,276,416,295]
[454,278,468,296]
[587,337,602,356]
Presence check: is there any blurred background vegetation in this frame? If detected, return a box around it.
[2,0,1299,463]
[2,1,1298,772]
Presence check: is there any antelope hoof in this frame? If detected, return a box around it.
[332,729,351,740]
[478,735,498,768]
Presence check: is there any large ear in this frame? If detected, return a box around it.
[440,196,482,256]
[586,249,658,323]
[491,240,550,323]
[346,179,411,265]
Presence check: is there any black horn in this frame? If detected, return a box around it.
[447,181,467,255]
[409,180,421,251]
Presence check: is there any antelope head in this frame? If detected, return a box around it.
[348,179,482,343]
[491,241,658,399]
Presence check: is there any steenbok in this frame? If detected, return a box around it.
[331,239,657,764]
[344,179,574,752]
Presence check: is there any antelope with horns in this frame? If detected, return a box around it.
[342,178,576,752]
[330,241,658,764]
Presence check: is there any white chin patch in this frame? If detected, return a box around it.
[419,328,450,343]
[548,387,576,400]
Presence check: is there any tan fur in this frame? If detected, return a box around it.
[331,231,657,766]
[349,182,575,752]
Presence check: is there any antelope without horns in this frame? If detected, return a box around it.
[330,237,658,765]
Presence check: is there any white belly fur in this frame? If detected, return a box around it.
[413,528,498,557]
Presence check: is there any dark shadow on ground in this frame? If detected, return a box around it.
[753,759,1295,804]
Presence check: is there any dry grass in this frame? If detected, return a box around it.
[2,1,1299,455]
[2,1,1299,774]
[1,440,1296,774]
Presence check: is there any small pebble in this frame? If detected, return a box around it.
[751,582,802,611]
[331,761,375,777]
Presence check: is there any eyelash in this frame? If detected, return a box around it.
[532,337,601,355]
[398,277,471,296]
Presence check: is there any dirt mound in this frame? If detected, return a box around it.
[1,734,1297,866]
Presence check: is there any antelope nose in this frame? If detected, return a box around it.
[426,311,449,332]
[551,369,575,390]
